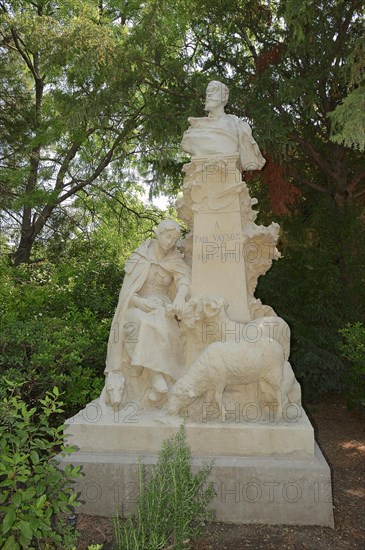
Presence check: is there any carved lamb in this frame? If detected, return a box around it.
[168,337,286,419]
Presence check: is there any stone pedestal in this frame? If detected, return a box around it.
[57,446,333,526]
[58,403,333,526]
[64,401,315,457]
[178,153,281,327]
[185,155,250,323]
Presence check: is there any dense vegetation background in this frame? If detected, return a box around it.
[1,0,365,416]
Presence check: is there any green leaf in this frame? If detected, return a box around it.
[17,519,33,545]
[36,494,47,509]
[30,450,40,464]
[2,508,16,534]
[3,535,19,550]
[12,492,22,507]
[32,438,47,449]
[1,455,15,464]
[29,516,40,530]
[23,488,37,501]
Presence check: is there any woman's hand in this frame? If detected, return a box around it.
[172,296,186,318]
[132,295,164,312]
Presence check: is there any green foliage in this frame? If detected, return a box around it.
[114,424,216,550]
[0,383,81,549]
[329,86,365,152]
[0,234,122,416]
[258,254,345,401]
[0,0,197,263]
[339,323,365,409]
[256,192,365,401]
[329,36,365,152]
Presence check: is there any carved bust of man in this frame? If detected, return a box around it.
[181,80,265,171]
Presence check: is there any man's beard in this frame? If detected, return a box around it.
[205,99,221,110]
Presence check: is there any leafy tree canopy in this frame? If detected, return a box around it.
[0,0,196,263]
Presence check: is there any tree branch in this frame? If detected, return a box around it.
[57,139,123,204]
[30,128,128,239]
[348,169,365,193]
[332,1,362,70]
[1,208,22,226]
[236,23,258,63]
[291,173,328,194]
[353,187,365,199]
[97,187,161,222]
[289,134,338,181]
[10,29,37,80]
[55,130,95,190]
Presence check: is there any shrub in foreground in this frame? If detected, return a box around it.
[0,383,81,549]
[114,424,216,550]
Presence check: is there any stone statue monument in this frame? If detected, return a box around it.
[181,80,265,171]
[60,81,334,527]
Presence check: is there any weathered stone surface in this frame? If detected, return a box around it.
[57,444,333,527]
[65,402,314,457]
[181,81,266,171]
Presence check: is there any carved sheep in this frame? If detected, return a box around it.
[180,294,291,361]
[168,337,285,418]
[100,371,126,409]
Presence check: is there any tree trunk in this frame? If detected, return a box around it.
[12,49,44,265]
[12,232,34,266]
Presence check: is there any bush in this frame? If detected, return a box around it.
[339,322,365,409]
[0,382,81,549]
[114,424,216,550]
[0,250,123,417]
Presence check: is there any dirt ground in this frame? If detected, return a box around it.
[75,396,365,549]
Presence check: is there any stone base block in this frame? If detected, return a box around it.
[65,402,314,457]
[57,443,334,527]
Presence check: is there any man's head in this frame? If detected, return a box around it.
[205,81,229,112]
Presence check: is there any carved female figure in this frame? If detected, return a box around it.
[104,220,191,404]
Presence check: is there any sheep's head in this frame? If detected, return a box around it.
[180,294,228,328]
[105,372,126,407]
[168,380,198,415]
